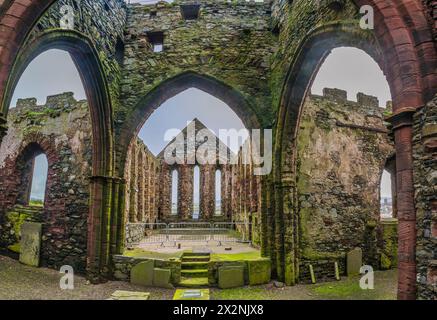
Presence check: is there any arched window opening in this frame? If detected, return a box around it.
[193,166,200,220]
[171,169,178,216]
[215,169,222,216]
[29,154,48,206]
[380,170,393,218]
[10,49,86,108]
[312,47,391,107]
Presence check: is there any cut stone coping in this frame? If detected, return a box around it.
[108,290,150,300]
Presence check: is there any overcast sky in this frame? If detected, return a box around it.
[11,47,393,200]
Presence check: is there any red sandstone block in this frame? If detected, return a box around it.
[6,3,27,18]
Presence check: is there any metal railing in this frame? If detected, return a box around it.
[126,221,251,246]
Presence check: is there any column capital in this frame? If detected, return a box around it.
[385,107,416,130]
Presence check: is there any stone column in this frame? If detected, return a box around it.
[129,143,138,223]
[149,163,156,221]
[137,150,145,222]
[180,165,194,220]
[387,109,417,300]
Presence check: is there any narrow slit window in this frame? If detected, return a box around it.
[29,154,48,207]
[171,169,178,216]
[193,166,200,220]
[147,31,164,53]
[215,169,222,216]
[380,169,393,218]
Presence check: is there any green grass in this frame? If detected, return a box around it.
[123,248,183,260]
[311,272,397,300]
[211,287,273,300]
[210,251,261,261]
[29,200,43,207]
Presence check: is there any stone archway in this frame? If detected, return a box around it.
[274,18,435,299]
[1,29,115,281]
[114,71,262,254]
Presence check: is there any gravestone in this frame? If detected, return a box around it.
[153,268,173,288]
[218,266,244,289]
[347,247,363,276]
[173,289,210,300]
[130,260,154,286]
[19,222,42,267]
[109,290,150,300]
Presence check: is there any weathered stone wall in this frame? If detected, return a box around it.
[124,138,161,225]
[0,93,92,272]
[296,89,394,279]
[414,94,437,300]
[270,0,361,109]
[231,141,262,244]
[118,0,276,129]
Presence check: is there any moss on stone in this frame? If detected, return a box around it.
[248,259,271,285]
[7,243,21,253]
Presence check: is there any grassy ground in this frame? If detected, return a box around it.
[0,255,397,300]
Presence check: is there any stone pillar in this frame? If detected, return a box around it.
[129,143,138,223]
[149,163,156,221]
[180,165,194,220]
[200,165,215,220]
[137,150,145,222]
[388,109,417,300]
[87,175,120,282]
[143,157,150,222]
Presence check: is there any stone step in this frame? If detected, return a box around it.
[181,261,209,270]
[12,205,43,214]
[181,269,209,278]
[179,277,209,288]
[181,256,210,262]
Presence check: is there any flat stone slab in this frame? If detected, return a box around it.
[109,290,150,300]
[153,268,173,288]
[218,266,244,289]
[347,247,363,276]
[173,289,210,300]
[131,260,154,286]
[19,222,42,267]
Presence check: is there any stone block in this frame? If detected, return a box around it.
[173,289,210,300]
[153,268,173,288]
[130,260,154,286]
[218,266,244,289]
[19,222,42,267]
[347,247,363,276]
[248,258,271,285]
[109,290,150,300]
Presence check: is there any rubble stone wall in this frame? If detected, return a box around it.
[0,93,92,272]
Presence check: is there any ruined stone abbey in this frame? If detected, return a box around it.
[0,0,436,300]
